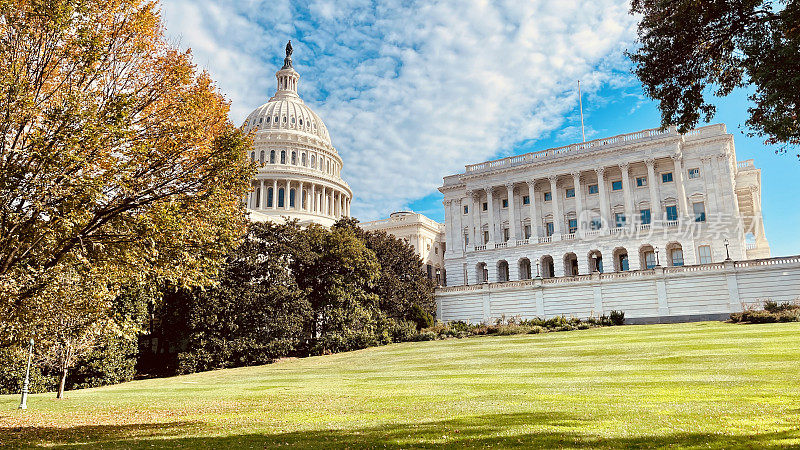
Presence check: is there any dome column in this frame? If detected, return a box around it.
[260,179,265,209]
[272,179,278,210]
[299,181,304,211]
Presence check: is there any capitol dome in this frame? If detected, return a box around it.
[244,41,352,227]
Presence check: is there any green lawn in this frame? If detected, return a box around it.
[2,321,800,448]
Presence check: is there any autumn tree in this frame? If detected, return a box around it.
[0,0,253,348]
[628,0,800,155]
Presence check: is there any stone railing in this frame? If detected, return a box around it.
[737,159,756,171]
[464,125,681,175]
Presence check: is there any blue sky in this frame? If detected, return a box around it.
[161,0,800,257]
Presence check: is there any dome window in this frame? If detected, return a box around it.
[259,117,263,124]
[291,151,297,165]
[270,150,276,164]
[310,155,315,167]
[282,116,287,123]
[280,151,286,164]
[266,116,270,123]
[291,117,296,124]
[299,119,303,126]
[274,115,278,123]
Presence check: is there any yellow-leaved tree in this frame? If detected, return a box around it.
[0,0,254,377]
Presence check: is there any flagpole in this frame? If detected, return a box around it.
[578,80,586,143]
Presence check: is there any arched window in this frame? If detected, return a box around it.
[301,153,307,166]
[326,160,330,173]
[280,151,286,164]
[274,115,278,123]
[259,151,265,164]
[259,117,263,124]
[497,260,509,282]
[266,116,271,123]
[282,116,287,123]
[270,150,276,164]
[255,187,261,208]
[291,151,297,165]
[291,116,296,124]
[310,154,316,167]
[299,118,303,126]
[289,189,296,207]
[518,258,531,280]
[278,188,285,208]
[267,187,274,207]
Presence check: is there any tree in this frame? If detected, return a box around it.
[333,218,436,324]
[0,0,253,346]
[628,0,800,155]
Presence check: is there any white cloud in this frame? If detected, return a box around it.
[161,0,639,220]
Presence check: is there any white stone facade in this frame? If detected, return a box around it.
[243,46,352,227]
[360,211,447,285]
[438,124,770,291]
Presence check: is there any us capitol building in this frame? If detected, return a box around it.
[243,42,352,227]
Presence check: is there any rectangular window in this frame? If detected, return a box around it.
[588,184,599,194]
[662,172,673,183]
[483,230,489,244]
[693,202,706,222]
[464,234,469,246]
[565,188,575,198]
[546,222,554,236]
[640,209,651,225]
[502,199,508,208]
[568,218,577,234]
[615,213,626,227]
[590,218,602,230]
[524,225,531,239]
[671,249,684,266]
[522,195,530,205]
[482,202,488,211]
[611,180,623,191]
[666,205,678,221]
[503,228,510,242]
[688,168,700,179]
[463,205,469,214]
[636,176,647,187]
[544,192,552,202]
[698,245,712,264]
[645,251,656,269]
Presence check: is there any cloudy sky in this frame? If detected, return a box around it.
[161,0,799,256]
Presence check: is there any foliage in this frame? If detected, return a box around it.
[730,300,800,323]
[628,0,800,155]
[0,0,253,352]
[610,310,626,326]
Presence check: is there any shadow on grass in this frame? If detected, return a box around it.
[4,413,799,449]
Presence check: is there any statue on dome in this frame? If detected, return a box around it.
[282,40,293,69]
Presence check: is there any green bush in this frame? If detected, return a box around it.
[610,310,625,326]
[0,346,55,395]
[408,304,434,330]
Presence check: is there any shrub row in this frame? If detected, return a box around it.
[730,300,800,324]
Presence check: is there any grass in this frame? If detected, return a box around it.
[2,321,800,448]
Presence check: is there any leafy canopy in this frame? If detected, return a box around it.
[629,0,800,155]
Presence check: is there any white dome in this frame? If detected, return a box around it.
[242,97,332,146]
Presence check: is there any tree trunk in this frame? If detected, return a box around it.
[57,366,67,399]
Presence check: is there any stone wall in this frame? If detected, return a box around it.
[435,256,800,324]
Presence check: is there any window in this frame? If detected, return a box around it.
[282,116,287,123]
[565,188,575,198]
[546,222,554,237]
[274,116,278,123]
[259,117,263,124]
[693,202,706,222]
[615,213,626,227]
[280,150,286,164]
[463,205,469,214]
[483,230,489,244]
[698,245,712,264]
[310,155,315,167]
[523,195,530,205]
[299,119,303,126]
[671,248,684,266]
[267,188,273,207]
[259,151,265,164]
[289,189,296,207]
[278,188,285,207]
[266,116,271,123]
[588,184,599,194]
[464,234,469,246]
[291,116,296,124]
[435,246,438,255]
[636,176,647,187]
[590,218,602,230]
[611,180,623,191]
[544,192,552,202]
[666,205,678,221]
[250,152,255,162]
[662,172,673,183]
[302,153,307,166]
[502,199,508,208]
[503,228,510,242]
[644,251,656,269]
[482,202,488,211]
[524,225,531,239]
[568,218,577,234]
[640,209,651,225]
[270,150,276,164]
[291,151,297,165]
[688,168,700,179]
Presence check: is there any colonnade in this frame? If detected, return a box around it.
[445,154,705,253]
[247,178,351,218]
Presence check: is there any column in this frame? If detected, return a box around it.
[672,154,689,218]
[596,167,610,228]
[273,179,278,210]
[445,200,454,254]
[322,186,326,215]
[455,198,463,254]
[299,181,304,211]
[285,180,291,210]
[259,179,265,209]
[549,175,562,237]
[527,181,538,239]
[506,183,516,241]
[472,191,483,246]
[701,156,719,217]
[572,172,584,234]
[485,187,495,244]
[620,163,634,227]
[310,184,315,212]
[646,158,661,221]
